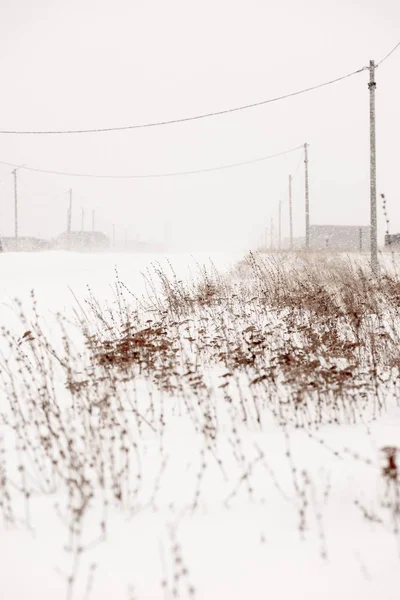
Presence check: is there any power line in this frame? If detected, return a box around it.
[0,146,303,180]
[377,40,400,67]
[0,67,368,136]
[292,154,304,180]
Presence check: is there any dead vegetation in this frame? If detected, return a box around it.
[1,251,400,598]
[82,252,400,427]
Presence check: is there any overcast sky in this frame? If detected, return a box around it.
[0,0,399,251]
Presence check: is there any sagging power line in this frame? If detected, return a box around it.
[0,43,397,272]
[0,39,398,137]
[0,146,303,180]
[0,67,368,135]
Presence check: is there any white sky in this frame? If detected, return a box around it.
[0,0,399,251]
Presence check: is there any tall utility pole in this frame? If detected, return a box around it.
[369,60,378,275]
[278,199,282,250]
[304,143,310,249]
[289,174,293,250]
[13,169,18,251]
[270,217,274,250]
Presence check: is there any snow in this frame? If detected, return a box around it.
[0,250,400,600]
[0,250,242,316]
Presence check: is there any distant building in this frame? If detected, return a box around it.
[54,231,110,251]
[0,237,51,252]
[309,225,371,251]
[385,233,400,248]
[283,226,371,251]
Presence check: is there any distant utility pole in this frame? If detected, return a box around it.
[369,60,378,275]
[289,174,293,250]
[92,210,95,232]
[270,217,274,250]
[304,143,310,249]
[13,169,18,251]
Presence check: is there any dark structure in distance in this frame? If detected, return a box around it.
[0,237,52,251]
[285,225,371,251]
[385,233,400,247]
[54,231,111,251]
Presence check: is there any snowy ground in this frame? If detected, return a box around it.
[0,250,400,599]
[0,250,242,320]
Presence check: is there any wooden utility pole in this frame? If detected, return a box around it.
[304,143,310,249]
[13,169,18,251]
[289,174,293,250]
[270,217,274,250]
[369,60,378,274]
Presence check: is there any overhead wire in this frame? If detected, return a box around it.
[0,43,396,249]
[0,145,303,180]
[292,154,304,179]
[0,67,368,135]
[0,44,396,188]
[377,39,400,67]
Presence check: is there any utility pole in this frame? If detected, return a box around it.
[369,60,378,274]
[13,169,18,251]
[304,143,310,249]
[289,174,293,250]
[270,217,274,250]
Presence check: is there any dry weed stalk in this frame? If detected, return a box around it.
[1,252,400,596]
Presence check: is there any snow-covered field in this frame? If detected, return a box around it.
[0,250,242,320]
[1,250,400,600]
